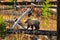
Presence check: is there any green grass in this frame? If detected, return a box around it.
[42,0,52,26]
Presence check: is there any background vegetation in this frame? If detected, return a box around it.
[0,15,7,39]
[42,0,52,26]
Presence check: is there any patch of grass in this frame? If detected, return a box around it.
[42,0,52,26]
[9,0,15,2]
[0,15,7,39]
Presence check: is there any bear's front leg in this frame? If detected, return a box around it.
[31,25,33,30]
[27,24,30,29]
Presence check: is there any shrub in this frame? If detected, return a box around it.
[42,0,52,26]
[0,15,7,39]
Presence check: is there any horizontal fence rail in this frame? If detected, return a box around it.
[0,1,57,5]
[7,29,57,36]
[0,5,57,10]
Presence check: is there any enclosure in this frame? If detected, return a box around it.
[0,0,57,40]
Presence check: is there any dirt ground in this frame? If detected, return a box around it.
[0,8,57,31]
[0,2,57,40]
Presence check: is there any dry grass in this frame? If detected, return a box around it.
[0,7,57,40]
[0,8,57,31]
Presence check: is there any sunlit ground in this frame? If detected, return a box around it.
[0,8,57,40]
[0,10,57,31]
